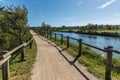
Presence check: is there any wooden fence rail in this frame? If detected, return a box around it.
[0,37,33,80]
[46,33,120,80]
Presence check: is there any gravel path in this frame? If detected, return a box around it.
[30,30,99,80]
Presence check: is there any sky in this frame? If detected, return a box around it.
[0,0,120,27]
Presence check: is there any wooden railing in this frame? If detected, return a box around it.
[45,33,120,80]
[0,37,33,80]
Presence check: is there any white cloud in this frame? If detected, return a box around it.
[97,0,116,9]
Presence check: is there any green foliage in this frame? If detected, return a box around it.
[0,5,31,52]
[31,22,59,36]
[0,32,16,51]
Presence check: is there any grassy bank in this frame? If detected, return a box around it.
[60,29,120,37]
[45,36,120,80]
[61,29,120,33]
[0,40,37,80]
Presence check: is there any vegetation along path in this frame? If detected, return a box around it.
[30,30,98,80]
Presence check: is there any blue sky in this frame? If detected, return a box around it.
[0,0,120,27]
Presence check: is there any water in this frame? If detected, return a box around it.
[54,32,120,57]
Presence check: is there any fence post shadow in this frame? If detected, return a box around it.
[44,36,90,80]
[70,54,81,65]
[70,39,82,65]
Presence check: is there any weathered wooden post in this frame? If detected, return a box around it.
[2,60,9,80]
[21,42,25,61]
[55,33,56,41]
[78,39,82,56]
[42,31,44,36]
[61,34,63,44]
[30,38,33,49]
[49,33,51,39]
[47,33,48,38]
[70,39,82,64]
[50,33,52,39]
[0,51,10,80]
[66,36,69,48]
[104,46,113,80]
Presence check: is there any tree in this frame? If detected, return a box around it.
[0,5,30,51]
[41,22,51,34]
[4,5,28,44]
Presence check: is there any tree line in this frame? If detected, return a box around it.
[56,23,120,37]
[31,22,120,38]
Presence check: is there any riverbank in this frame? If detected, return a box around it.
[60,30,120,38]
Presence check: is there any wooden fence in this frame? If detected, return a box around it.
[45,33,120,80]
[0,37,33,80]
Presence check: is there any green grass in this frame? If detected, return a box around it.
[62,29,120,34]
[0,40,37,80]
[71,29,120,33]
[96,30,120,33]
[46,36,120,80]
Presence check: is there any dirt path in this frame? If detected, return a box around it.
[30,30,99,80]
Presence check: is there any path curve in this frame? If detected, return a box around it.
[30,30,99,80]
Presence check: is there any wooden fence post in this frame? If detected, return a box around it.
[21,42,25,61]
[2,60,9,80]
[30,40,33,49]
[42,32,43,36]
[71,39,82,64]
[104,46,113,80]
[47,33,48,38]
[61,34,63,44]
[50,33,52,39]
[55,33,56,41]
[0,51,10,80]
[66,36,69,48]
[43,32,45,37]
[78,39,82,56]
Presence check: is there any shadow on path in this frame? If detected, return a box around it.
[40,36,90,80]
